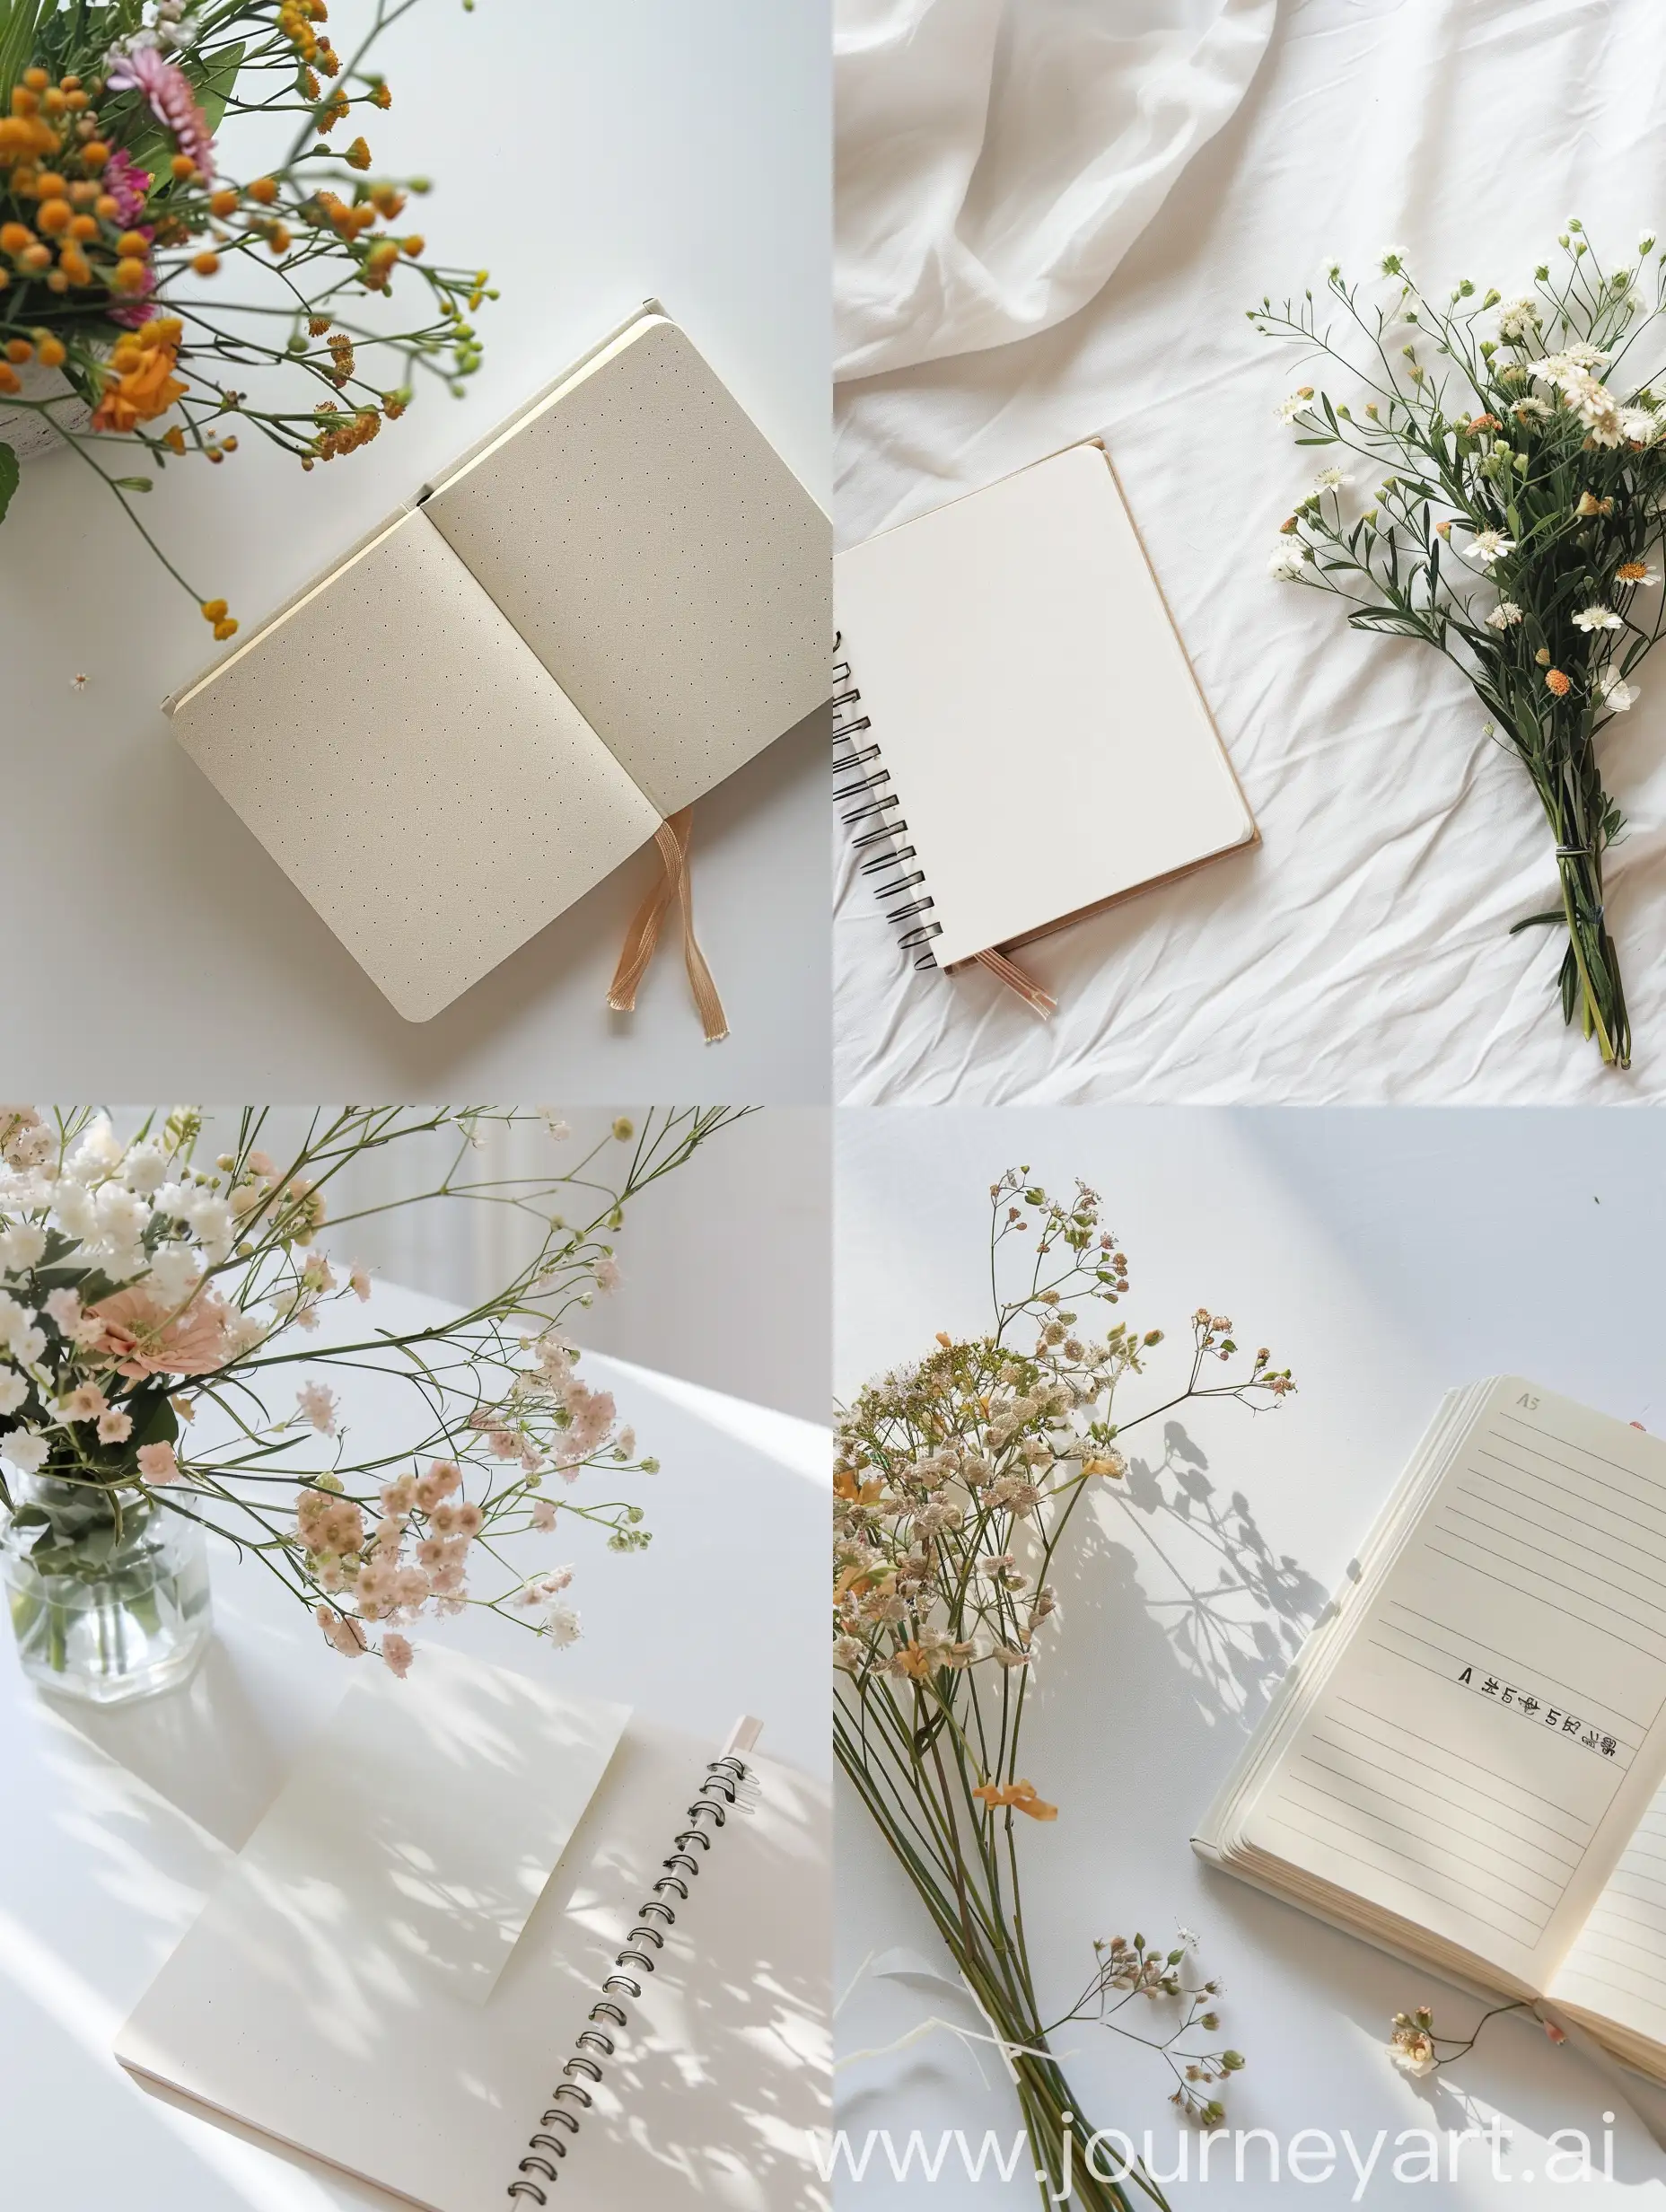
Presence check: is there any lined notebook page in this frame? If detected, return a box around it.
[171,509,662,1022]
[1552,1778,1666,2041]
[1243,1382,1666,1985]
[832,443,1255,970]
[423,316,830,819]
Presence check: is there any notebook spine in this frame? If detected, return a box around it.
[833,631,942,969]
[504,1750,754,2202]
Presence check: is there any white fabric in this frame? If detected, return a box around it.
[835,0,1666,1103]
[835,0,1276,379]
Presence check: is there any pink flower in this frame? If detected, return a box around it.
[105,47,216,180]
[90,1286,233,1380]
[296,1381,337,1435]
[381,1632,414,1679]
[530,1497,557,1531]
[102,146,153,227]
[350,1266,372,1301]
[137,1442,179,1484]
[315,1604,367,1659]
[98,1408,133,1444]
[60,1382,107,1423]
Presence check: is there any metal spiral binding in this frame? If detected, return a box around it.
[834,632,943,969]
[505,1752,751,2203]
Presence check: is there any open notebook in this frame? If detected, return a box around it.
[1196,1378,1666,2079]
[117,1648,831,2210]
[167,306,829,1025]
[834,442,1255,1012]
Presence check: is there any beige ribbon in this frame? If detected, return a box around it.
[973,946,1057,1018]
[608,808,729,1042]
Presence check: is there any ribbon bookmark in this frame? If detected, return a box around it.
[608,807,729,1042]
[972,946,1057,1019]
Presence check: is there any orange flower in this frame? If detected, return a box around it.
[1545,668,1572,697]
[90,318,188,432]
[972,1778,1058,1821]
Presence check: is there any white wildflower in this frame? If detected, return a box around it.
[543,1603,582,1649]
[1462,529,1515,569]
[1572,603,1623,632]
[1485,601,1524,630]
[1495,294,1542,342]
[1598,665,1640,711]
[1312,466,1354,493]
[1268,542,1310,582]
[0,1222,46,1272]
[3,1429,48,1474]
[0,1367,26,1415]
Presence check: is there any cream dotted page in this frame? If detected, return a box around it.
[421,315,829,818]
[168,312,829,1018]
[171,509,662,1023]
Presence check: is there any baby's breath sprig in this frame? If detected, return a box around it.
[0,0,492,628]
[1252,225,1666,1069]
[835,1168,1294,2212]
[0,1105,746,1679]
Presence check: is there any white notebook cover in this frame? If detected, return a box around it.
[115,1648,830,2212]
[834,443,1255,970]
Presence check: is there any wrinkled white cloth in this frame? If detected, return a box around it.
[836,0,1276,381]
[835,0,1666,1103]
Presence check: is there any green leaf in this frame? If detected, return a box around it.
[194,40,243,137]
[1509,910,1564,935]
[0,440,16,525]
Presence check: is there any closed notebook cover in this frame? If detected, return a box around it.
[834,442,1255,970]
[115,1649,830,2212]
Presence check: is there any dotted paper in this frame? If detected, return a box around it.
[423,318,830,818]
[171,510,662,1023]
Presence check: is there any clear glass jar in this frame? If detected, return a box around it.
[1,1476,213,1705]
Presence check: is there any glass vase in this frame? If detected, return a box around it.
[1,1477,213,1705]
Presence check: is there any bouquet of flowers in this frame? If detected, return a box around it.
[0,0,488,632]
[1255,224,1666,1069]
[834,1171,1294,2211]
[0,1103,743,1681]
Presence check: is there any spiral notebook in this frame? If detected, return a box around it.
[1197,1378,1666,2085]
[164,305,829,1024]
[116,1648,831,2210]
[835,442,1255,1006]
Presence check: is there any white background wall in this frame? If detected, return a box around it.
[181,1105,829,1422]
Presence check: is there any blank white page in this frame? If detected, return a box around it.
[833,443,1254,969]
[1552,1778,1666,2042]
[1243,1381,1666,1987]
[171,507,662,1023]
[116,1669,829,2212]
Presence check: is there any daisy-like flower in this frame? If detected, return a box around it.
[1617,562,1662,588]
[1599,664,1640,711]
[1462,528,1515,569]
[1312,466,1354,493]
[105,44,216,180]
[1486,601,1525,630]
[1496,294,1542,342]
[1276,387,1314,424]
[1573,604,1623,631]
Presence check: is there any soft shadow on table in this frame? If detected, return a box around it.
[41,1636,288,1853]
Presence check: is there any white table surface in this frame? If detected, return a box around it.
[0,1282,829,2212]
[835,1107,1666,2204]
[0,0,830,1102]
